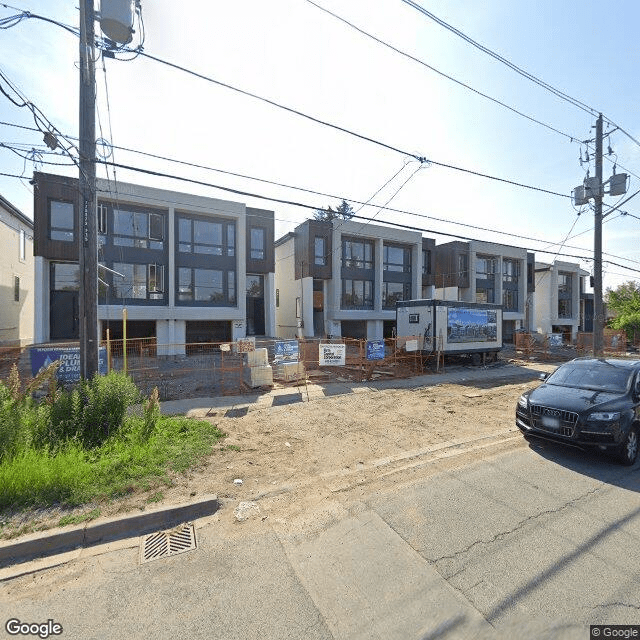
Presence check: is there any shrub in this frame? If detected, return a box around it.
[46,372,141,449]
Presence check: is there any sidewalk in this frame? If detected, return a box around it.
[157,359,558,418]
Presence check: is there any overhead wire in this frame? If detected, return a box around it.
[302,0,578,143]
[399,0,598,117]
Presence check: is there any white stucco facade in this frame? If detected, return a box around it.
[0,196,33,346]
[534,260,588,342]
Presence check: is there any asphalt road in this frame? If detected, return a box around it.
[1,437,639,640]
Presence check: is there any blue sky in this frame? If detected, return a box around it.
[1,0,639,292]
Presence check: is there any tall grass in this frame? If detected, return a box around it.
[0,367,225,513]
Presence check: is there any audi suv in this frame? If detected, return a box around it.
[516,358,640,465]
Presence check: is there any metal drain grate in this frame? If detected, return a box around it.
[139,523,197,564]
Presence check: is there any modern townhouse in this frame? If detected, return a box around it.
[0,194,34,346]
[32,172,275,354]
[534,260,589,343]
[274,218,436,339]
[434,239,536,342]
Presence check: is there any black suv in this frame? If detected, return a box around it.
[516,358,640,465]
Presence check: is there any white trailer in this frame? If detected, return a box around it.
[396,299,503,365]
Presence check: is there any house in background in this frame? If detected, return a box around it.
[435,239,535,342]
[0,194,33,346]
[274,219,435,339]
[32,172,275,353]
[534,260,589,342]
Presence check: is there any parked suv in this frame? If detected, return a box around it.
[516,358,640,465]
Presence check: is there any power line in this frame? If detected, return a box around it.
[302,0,578,143]
[399,0,598,117]
[2,128,639,270]
[93,158,640,275]
[131,51,570,198]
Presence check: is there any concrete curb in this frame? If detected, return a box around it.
[0,495,219,570]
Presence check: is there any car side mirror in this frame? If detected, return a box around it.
[539,373,548,381]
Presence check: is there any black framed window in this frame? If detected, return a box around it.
[383,281,411,309]
[476,287,494,304]
[342,279,373,309]
[458,253,468,278]
[179,217,234,256]
[476,256,495,277]
[343,238,374,269]
[558,272,572,295]
[112,209,164,250]
[51,263,79,291]
[422,249,431,275]
[49,201,74,242]
[503,259,520,283]
[503,289,518,311]
[315,236,327,266]
[250,228,266,260]
[558,298,572,318]
[384,245,411,273]
[14,276,19,302]
[178,267,236,305]
[112,263,149,300]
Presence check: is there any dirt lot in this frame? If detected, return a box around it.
[0,362,553,540]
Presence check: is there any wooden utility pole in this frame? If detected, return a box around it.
[78,0,99,378]
[593,113,604,357]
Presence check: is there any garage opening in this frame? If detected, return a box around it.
[102,320,156,341]
[185,320,231,344]
[341,320,367,339]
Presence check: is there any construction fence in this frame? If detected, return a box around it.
[514,329,630,361]
[1,336,439,401]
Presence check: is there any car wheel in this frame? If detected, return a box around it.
[617,426,639,466]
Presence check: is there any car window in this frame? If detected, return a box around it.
[546,363,633,393]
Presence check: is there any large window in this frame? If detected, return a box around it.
[458,253,468,278]
[384,245,411,273]
[503,289,518,311]
[315,236,327,266]
[558,272,572,295]
[476,287,494,304]
[558,271,572,318]
[51,263,79,291]
[342,279,373,309]
[422,249,431,275]
[558,298,572,318]
[113,209,164,250]
[49,201,74,242]
[250,228,265,260]
[383,282,411,309]
[178,217,235,256]
[503,259,520,283]
[178,267,236,305]
[343,238,374,269]
[476,256,495,277]
[112,263,148,299]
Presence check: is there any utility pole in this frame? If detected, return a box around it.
[78,0,99,379]
[593,113,604,357]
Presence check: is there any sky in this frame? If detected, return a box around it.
[1,0,639,293]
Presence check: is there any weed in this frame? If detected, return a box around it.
[147,492,164,503]
[58,508,101,527]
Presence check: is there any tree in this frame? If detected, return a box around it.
[314,199,355,222]
[605,280,640,341]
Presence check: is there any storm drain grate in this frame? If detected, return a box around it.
[139,523,197,564]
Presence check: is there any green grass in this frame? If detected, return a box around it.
[0,371,226,516]
[58,508,101,527]
[0,416,225,512]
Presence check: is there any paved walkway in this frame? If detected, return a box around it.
[157,359,559,417]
